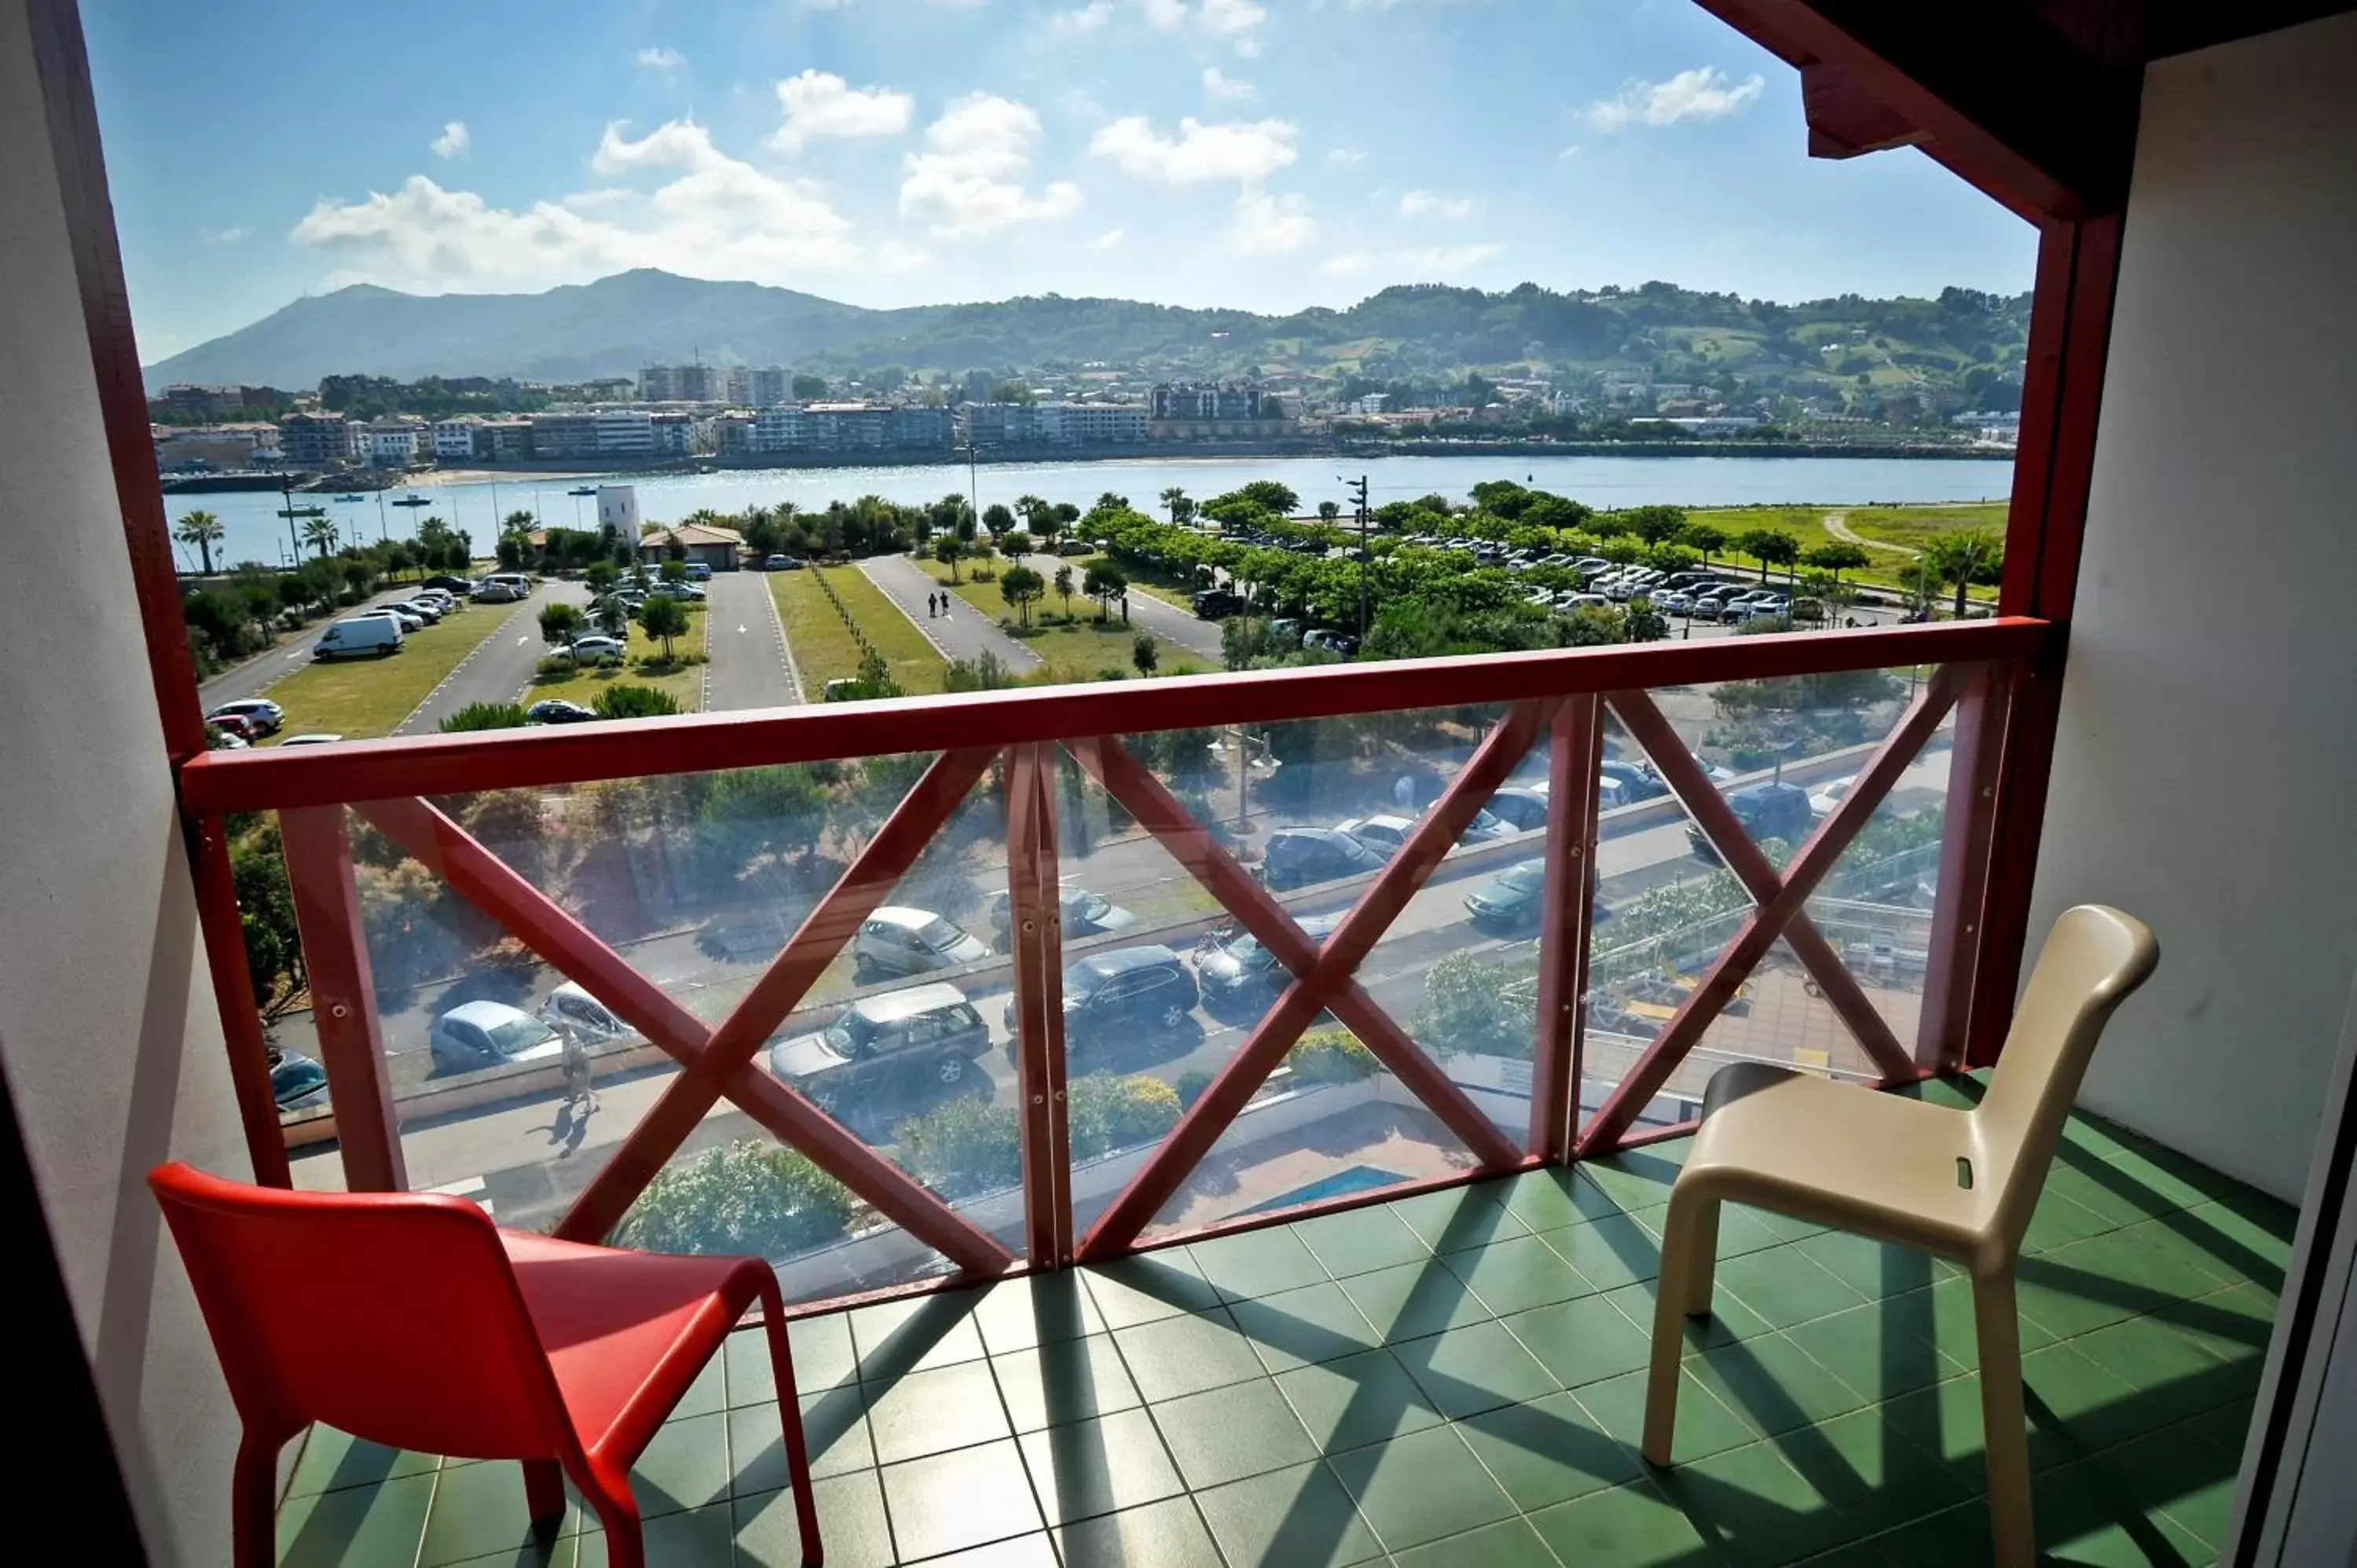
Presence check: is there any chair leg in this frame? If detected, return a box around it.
[760,1273,825,1566]
[232,1432,280,1568]
[582,1475,646,1568]
[1675,1193,1721,1317]
[1642,1190,1716,1466]
[1970,1266,2036,1568]
[522,1457,566,1530]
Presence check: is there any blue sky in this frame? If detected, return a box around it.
[88,1,2037,363]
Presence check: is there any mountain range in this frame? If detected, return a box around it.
[142,269,2030,401]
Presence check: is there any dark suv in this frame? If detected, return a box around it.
[1259,826,1385,890]
[1688,781,1815,863]
[1193,915,1340,1019]
[1007,945,1200,1059]
[1192,588,1247,618]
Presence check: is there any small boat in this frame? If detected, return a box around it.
[568,485,598,496]
[334,493,366,502]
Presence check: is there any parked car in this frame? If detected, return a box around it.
[526,698,599,724]
[1259,826,1386,890]
[473,581,522,603]
[1303,630,1360,656]
[314,616,402,659]
[1486,786,1552,833]
[1464,860,1548,932]
[561,636,626,665]
[1809,777,1856,818]
[276,733,344,746]
[1336,813,1417,858]
[769,984,992,1112]
[205,724,250,750]
[269,1050,329,1112]
[985,885,1138,949]
[1015,944,1199,1057]
[1270,617,1304,641]
[1193,915,1340,1017]
[764,555,805,571]
[207,698,284,735]
[538,980,632,1042]
[1599,760,1666,802]
[852,906,992,981]
[428,1000,562,1075]
[391,599,442,624]
[206,712,263,742]
[1689,781,1816,863]
[684,562,713,581]
[363,606,423,634]
[1192,588,1247,619]
[422,574,475,593]
[1656,592,1694,614]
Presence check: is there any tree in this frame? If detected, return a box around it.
[933,535,964,581]
[1414,954,1536,1060]
[439,702,531,732]
[593,683,683,719]
[1082,562,1127,623]
[1625,505,1690,545]
[1131,632,1159,677]
[791,373,830,401]
[1625,597,1670,643]
[1802,541,1872,586]
[1053,562,1074,618]
[1737,528,1800,583]
[174,510,225,576]
[999,565,1045,626]
[1000,531,1035,557]
[980,503,1013,536]
[1160,486,1193,525]
[301,515,339,558]
[1921,530,2003,617]
[585,562,618,593]
[1014,494,1049,530]
[537,602,586,645]
[640,594,690,658]
[593,595,629,639]
[229,826,303,1018]
[1684,522,1726,570]
[659,557,688,582]
[944,651,1015,691]
[1317,500,1341,523]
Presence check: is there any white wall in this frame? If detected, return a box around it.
[0,1,253,1558]
[2029,13,2357,1201]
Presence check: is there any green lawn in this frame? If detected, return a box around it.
[921,559,1189,680]
[522,615,704,710]
[261,612,490,740]
[772,564,945,696]
[1684,501,2007,599]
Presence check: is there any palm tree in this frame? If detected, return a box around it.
[174,510,225,576]
[1921,531,2003,619]
[301,515,339,558]
[1160,486,1192,525]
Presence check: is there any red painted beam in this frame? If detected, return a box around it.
[1530,698,1602,1163]
[1801,61,1926,158]
[178,621,2055,818]
[278,808,407,1192]
[1005,743,1075,1266]
[1914,665,2015,1071]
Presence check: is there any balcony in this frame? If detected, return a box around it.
[266,1089,2288,1566]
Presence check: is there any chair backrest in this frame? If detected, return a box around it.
[149,1163,572,1459]
[1974,904,2159,1247]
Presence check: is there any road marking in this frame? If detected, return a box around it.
[426,1174,495,1217]
[737,623,748,634]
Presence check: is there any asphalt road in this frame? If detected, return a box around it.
[702,572,802,710]
[390,582,590,737]
[859,553,1043,672]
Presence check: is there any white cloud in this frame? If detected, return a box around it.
[1142,0,1265,56]
[1091,227,1126,250]
[635,46,684,70]
[198,225,248,247]
[898,93,1082,237]
[1050,1,1114,31]
[1321,251,1369,275]
[1089,115,1297,184]
[1398,189,1474,220]
[430,120,469,159]
[1326,147,1365,167]
[1229,191,1315,255]
[1585,67,1765,132]
[1557,143,1582,161]
[878,240,933,272]
[771,70,915,151]
[295,120,858,293]
[1202,67,1254,101]
[1397,241,1503,271]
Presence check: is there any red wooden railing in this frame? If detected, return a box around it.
[182,617,2051,1297]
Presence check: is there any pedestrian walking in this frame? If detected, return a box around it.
[559,1021,598,1119]
[928,592,938,617]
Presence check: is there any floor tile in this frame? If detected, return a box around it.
[1389,1183,1530,1255]
[1054,1497,1226,1568]
[1392,1320,1559,1420]
[729,1396,867,1500]
[288,1427,439,1497]
[575,1501,731,1567]
[1188,1225,1330,1300]
[1701,1203,1799,1260]
[2171,1201,2293,1289]
[1541,1213,1664,1291]
[847,1291,989,1383]
[1573,1144,1689,1212]
[1082,1250,1224,1328]
[1527,1479,1718,1567]
[1391,1517,1564,1567]
[2154,1282,2279,1366]
[1793,1230,1942,1299]
[971,1273,1106,1356]
[1499,1167,1619,1233]
[991,1330,1145,1434]
[1445,1233,1598,1316]
[1783,1300,1964,1402]
[1602,1276,1773,1356]
[1714,1244,1866,1328]
[1455,1391,1643,1511]
[1870,1460,2215,1567]
[865,1358,1011,1464]
[1336,1257,1492,1342]
[1276,1348,1447,1453]
[2087,1423,2243,1549]
[670,1356,727,1420]
[1689,1335,1872,1437]
[1227,1280,1383,1373]
[1112,1307,1265,1402]
[1329,1425,1517,1552]
[1292,1203,1434,1277]
[1193,1460,1387,1568]
[1648,1440,1853,1567]
[2071,1313,2248,1427]
[1904,1273,2057,1372]
[420,1459,577,1566]
[1502,1293,1654,1389]
[1578,1367,1758,1461]
[878,1438,1044,1561]
[277,1472,436,1568]
[1018,1407,1187,1526]
[2023,1189,2117,1255]
[1151,1378,1318,1489]
[911,1535,1059,1567]
[1772,1403,1972,1535]
[732,1471,895,1568]
[629,1412,731,1519]
[759,1312,858,1399]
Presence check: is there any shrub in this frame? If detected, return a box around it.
[896,1097,1024,1199]
[439,702,531,733]
[1175,1070,1215,1109]
[1414,951,1537,1060]
[1288,1030,1377,1084]
[533,655,577,678]
[616,1141,855,1258]
[592,683,683,720]
[1067,1073,1182,1160]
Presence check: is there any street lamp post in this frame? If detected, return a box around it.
[1341,474,1370,640]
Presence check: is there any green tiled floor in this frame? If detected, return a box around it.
[275,1086,2292,1565]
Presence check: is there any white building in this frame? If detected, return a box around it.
[364,419,423,467]
[431,417,478,460]
[596,485,641,537]
[651,412,695,456]
[594,409,654,457]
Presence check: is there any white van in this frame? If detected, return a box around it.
[314,616,403,659]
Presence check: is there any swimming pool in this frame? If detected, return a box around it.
[1239,1163,1410,1216]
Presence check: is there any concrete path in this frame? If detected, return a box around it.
[859,553,1041,672]
[398,582,589,736]
[1010,551,1226,665]
[702,572,802,710]
[1824,512,1920,557]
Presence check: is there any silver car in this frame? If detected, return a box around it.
[852,906,992,981]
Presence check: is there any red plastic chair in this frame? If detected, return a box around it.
[148,1163,823,1566]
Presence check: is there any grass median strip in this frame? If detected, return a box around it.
[261,612,495,740]
[922,559,1196,680]
[1686,501,2006,596]
[773,566,945,696]
[522,617,704,711]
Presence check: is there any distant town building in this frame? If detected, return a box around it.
[431,417,479,461]
[595,409,654,457]
[1148,382,1286,440]
[746,367,791,407]
[154,383,292,421]
[748,402,951,454]
[279,410,355,468]
[153,424,280,473]
[362,418,426,467]
[527,412,601,460]
[475,419,533,462]
[713,412,757,455]
[638,363,724,402]
[1629,416,1765,437]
